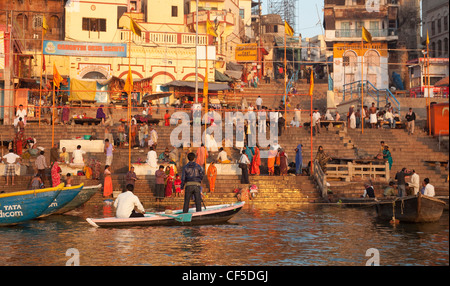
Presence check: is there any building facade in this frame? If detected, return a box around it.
[323,0,400,92]
[422,0,449,58]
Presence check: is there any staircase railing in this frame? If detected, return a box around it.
[283,70,299,104]
[342,80,401,112]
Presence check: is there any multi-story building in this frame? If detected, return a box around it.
[0,0,67,124]
[323,0,400,92]
[422,0,449,58]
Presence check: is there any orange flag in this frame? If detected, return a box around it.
[309,71,314,96]
[124,68,133,94]
[53,64,63,89]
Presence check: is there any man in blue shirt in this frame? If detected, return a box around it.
[181,152,205,213]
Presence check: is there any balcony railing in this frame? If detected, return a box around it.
[186,9,235,26]
[335,28,397,38]
[120,30,208,47]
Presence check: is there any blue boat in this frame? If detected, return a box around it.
[38,183,84,218]
[54,184,102,215]
[0,184,64,226]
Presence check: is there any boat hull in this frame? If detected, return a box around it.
[375,194,446,223]
[54,184,101,214]
[0,184,64,226]
[38,184,84,217]
[87,202,245,228]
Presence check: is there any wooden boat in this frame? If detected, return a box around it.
[54,184,101,214]
[0,184,64,226]
[38,183,84,218]
[375,193,446,223]
[338,197,379,207]
[435,196,449,211]
[338,197,396,207]
[86,201,245,228]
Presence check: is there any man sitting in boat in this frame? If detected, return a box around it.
[362,183,376,198]
[181,152,204,213]
[113,184,146,218]
[421,178,435,197]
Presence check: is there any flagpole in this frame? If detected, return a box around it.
[39,24,44,127]
[204,43,208,171]
[426,39,431,136]
[128,27,132,171]
[361,38,364,135]
[284,29,287,127]
[195,0,199,104]
[52,80,55,147]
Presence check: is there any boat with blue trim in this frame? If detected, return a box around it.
[38,183,84,218]
[0,184,64,226]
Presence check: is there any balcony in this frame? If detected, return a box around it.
[120,30,208,47]
[186,9,235,27]
[330,28,398,42]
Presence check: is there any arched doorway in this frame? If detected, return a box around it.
[343,50,357,87]
[364,50,380,87]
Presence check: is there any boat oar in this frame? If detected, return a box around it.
[146,211,192,222]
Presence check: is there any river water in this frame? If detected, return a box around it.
[0,203,448,266]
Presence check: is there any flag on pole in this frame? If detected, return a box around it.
[309,70,314,96]
[53,64,63,89]
[124,68,133,94]
[284,21,294,37]
[362,26,372,43]
[130,17,142,37]
[42,16,49,37]
[426,30,429,46]
[206,19,218,37]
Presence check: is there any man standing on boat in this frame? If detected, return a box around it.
[181,152,204,213]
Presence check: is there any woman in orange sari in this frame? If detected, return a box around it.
[103,165,113,197]
[250,144,261,175]
[207,161,217,192]
[267,146,278,176]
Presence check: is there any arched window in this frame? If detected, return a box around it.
[364,50,380,66]
[49,15,60,34]
[83,71,107,80]
[431,42,436,57]
[16,13,28,30]
[343,50,357,68]
[444,38,449,56]
[437,40,442,56]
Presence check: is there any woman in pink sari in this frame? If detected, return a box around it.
[250,144,261,175]
[51,162,62,187]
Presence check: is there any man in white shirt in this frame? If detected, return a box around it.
[409,170,420,195]
[15,104,27,126]
[421,178,435,197]
[255,96,263,110]
[312,110,321,135]
[114,184,146,218]
[217,147,230,163]
[147,146,158,173]
[72,145,86,165]
[2,149,21,185]
[384,109,395,129]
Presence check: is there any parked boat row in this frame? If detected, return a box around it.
[0,183,101,226]
[338,193,448,223]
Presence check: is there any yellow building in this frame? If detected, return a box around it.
[31,0,248,103]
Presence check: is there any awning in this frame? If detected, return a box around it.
[435,76,449,87]
[162,80,230,91]
[143,92,172,101]
[215,70,233,82]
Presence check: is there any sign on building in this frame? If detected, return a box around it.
[43,40,127,57]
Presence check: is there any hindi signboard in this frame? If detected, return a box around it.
[43,40,127,57]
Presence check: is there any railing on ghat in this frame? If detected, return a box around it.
[313,159,328,199]
[325,161,391,182]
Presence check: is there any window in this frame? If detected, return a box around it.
[172,6,178,17]
[437,19,441,34]
[431,21,435,35]
[437,40,442,56]
[444,16,448,31]
[444,38,448,56]
[239,9,245,19]
[82,18,106,32]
